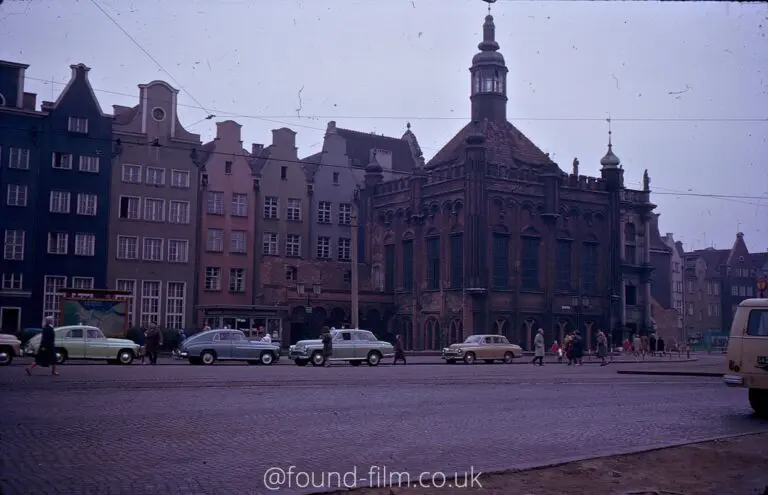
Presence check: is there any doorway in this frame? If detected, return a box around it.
[0,307,21,334]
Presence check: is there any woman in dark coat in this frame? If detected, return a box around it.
[321,326,333,367]
[25,316,58,376]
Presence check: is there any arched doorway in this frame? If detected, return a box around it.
[424,317,440,350]
[449,318,463,344]
[290,306,309,345]
[522,317,538,351]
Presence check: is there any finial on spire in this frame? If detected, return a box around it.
[483,0,496,14]
[607,114,613,148]
[406,122,411,131]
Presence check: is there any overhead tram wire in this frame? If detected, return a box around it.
[0,123,764,207]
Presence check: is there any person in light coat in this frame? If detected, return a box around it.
[531,328,545,366]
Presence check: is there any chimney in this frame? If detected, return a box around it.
[22,92,37,111]
[326,121,337,134]
[251,143,264,155]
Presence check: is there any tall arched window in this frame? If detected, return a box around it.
[624,223,637,265]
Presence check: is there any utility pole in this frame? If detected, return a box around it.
[350,202,359,328]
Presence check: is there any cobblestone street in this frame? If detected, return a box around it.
[1,357,765,494]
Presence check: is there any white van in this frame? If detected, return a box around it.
[724,298,768,418]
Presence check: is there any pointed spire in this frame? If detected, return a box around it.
[479,14,500,52]
[600,116,620,168]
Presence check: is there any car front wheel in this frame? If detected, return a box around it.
[0,347,13,366]
[311,351,325,367]
[200,351,216,365]
[463,352,476,365]
[118,350,134,365]
[55,348,67,365]
[367,351,381,366]
[260,351,275,365]
[503,352,514,364]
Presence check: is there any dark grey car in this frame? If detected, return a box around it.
[179,329,281,365]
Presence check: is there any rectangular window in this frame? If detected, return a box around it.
[625,284,638,305]
[165,282,186,329]
[74,233,95,256]
[332,172,340,184]
[580,242,598,293]
[338,203,352,225]
[280,166,287,179]
[145,167,165,186]
[556,240,572,291]
[739,286,747,297]
[707,303,713,317]
[402,240,414,291]
[142,238,163,261]
[171,169,190,188]
[43,275,67,325]
[286,234,301,257]
[122,164,142,183]
[317,201,332,224]
[204,267,221,291]
[207,191,224,215]
[687,303,694,316]
[491,234,509,289]
[49,191,71,213]
[675,300,684,314]
[747,286,754,297]
[686,280,694,294]
[52,152,73,170]
[76,193,97,216]
[338,237,351,261]
[316,236,331,259]
[625,245,636,265]
[714,283,720,296]
[206,228,224,252]
[1,273,23,290]
[426,237,440,290]
[224,161,233,175]
[143,198,165,222]
[230,230,247,254]
[140,281,161,327]
[72,277,94,290]
[451,234,464,289]
[168,200,190,224]
[287,198,301,221]
[47,232,68,255]
[167,239,189,263]
[521,237,540,290]
[262,232,278,255]
[231,193,248,217]
[229,268,246,293]
[78,156,99,173]
[67,117,88,133]
[6,185,27,207]
[9,148,30,169]
[115,279,136,327]
[263,196,278,219]
[384,244,395,292]
[732,285,739,296]
[714,304,720,317]
[4,230,25,261]
[116,236,139,260]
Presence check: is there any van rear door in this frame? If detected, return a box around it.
[742,308,768,387]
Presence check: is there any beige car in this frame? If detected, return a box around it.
[442,334,523,364]
[724,298,768,418]
[0,333,22,366]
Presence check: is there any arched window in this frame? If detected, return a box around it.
[624,223,637,265]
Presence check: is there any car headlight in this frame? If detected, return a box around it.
[455,348,463,353]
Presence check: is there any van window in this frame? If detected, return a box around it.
[747,310,768,337]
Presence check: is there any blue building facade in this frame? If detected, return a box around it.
[0,61,113,332]
[0,60,46,334]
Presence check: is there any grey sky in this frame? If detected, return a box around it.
[1,0,766,252]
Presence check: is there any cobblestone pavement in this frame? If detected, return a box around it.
[0,360,764,495]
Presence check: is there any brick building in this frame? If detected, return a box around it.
[360,11,660,351]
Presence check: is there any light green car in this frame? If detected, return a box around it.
[25,325,140,365]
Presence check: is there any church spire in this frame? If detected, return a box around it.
[470,0,508,123]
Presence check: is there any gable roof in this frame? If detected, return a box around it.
[53,63,109,117]
[335,126,418,172]
[427,119,553,169]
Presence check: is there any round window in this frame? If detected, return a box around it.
[152,107,166,122]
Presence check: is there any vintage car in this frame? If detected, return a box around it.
[442,334,524,364]
[289,328,394,366]
[179,328,281,365]
[25,325,140,365]
[0,333,22,366]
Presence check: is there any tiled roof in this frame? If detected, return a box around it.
[426,119,553,168]
[248,146,272,176]
[688,248,729,277]
[113,105,139,125]
[301,152,323,182]
[335,127,418,172]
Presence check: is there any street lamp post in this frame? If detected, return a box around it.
[297,282,322,336]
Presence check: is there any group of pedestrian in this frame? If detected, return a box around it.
[535,328,610,366]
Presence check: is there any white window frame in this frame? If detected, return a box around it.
[167,239,189,263]
[263,196,279,219]
[262,232,278,255]
[142,237,164,262]
[232,193,248,217]
[72,276,95,290]
[316,236,331,259]
[116,235,139,260]
[122,164,142,184]
[49,191,71,213]
[43,275,67,325]
[207,191,225,215]
[115,279,137,328]
[74,233,96,257]
[139,280,162,327]
[6,184,27,207]
[165,281,186,329]
[286,234,301,257]
[4,230,25,260]
[230,230,247,254]
[318,201,332,224]
[145,167,165,186]
[9,148,30,169]
[286,198,302,221]
[228,268,246,293]
[168,200,190,224]
[143,198,165,222]
[78,156,100,173]
[338,237,352,261]
[1,273,23,290]
[207,228,224,252]
[204,267,221,291]
[170,169,190,188]
[51,152,73,170]
[118,195,141,220]
[339,203,352,225]
[47,232,69,255]
[76,193,98,216]
[67,116,89,133]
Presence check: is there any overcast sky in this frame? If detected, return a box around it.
[1,0,766,253]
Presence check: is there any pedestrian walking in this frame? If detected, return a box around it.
[144,322,163,365]
[25,316,58,376]
[596,330,608,366]
[551,341,562,363]
[532,328,545,366]
[571,330,584,366]
[632,334,641,359]
[393,334,407,364]
[564,333,574,365]
[321,326,333,366]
